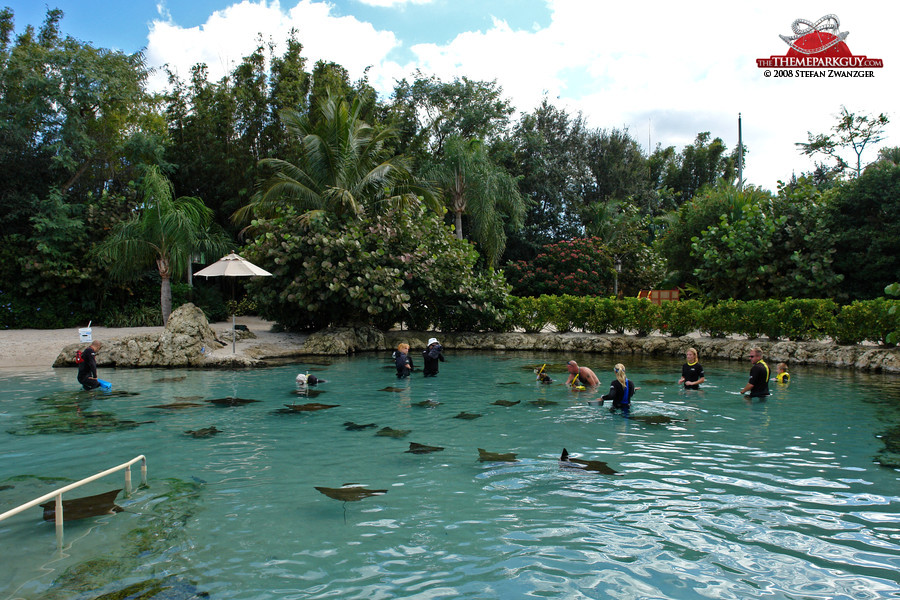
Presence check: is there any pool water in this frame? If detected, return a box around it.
[1,352,899,600]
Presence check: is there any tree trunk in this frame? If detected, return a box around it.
[158,257,172,325]
[454,210,463,240]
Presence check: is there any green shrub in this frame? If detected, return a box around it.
[772,298,836,341]
[659,299,703,337]
[620,297,660,336]
[583,297,617,334]
[830,299,899,345]
[509,297,550,333]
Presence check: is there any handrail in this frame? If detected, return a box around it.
[0,455,147,546]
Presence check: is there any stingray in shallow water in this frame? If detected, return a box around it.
[376,427,411,438]
[492,399,521,407]
[379,386,406,393]
[478,448,518,462]
[558,448,620,475]
[454,411,482,420]
[641,378,671,386]
[497,382,520,386]
[314,484,387,502]
[406,442,445,454]
[628,415,685,425]
[414,400,441,408]
[529,399,559,407]
[154,376,186,383]
[282,403,339,412]
[290,388,324,398]
[344,421,378,431]
[207,397,260,406]
[185,426,220,438]
[149,402,204,410]
[40,489,123,521]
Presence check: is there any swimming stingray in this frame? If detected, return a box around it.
[376,427,411,438]
[640,378,672,386]
[492,400,521,407]
[529,399,559,407]
[185,426,220,438]
[627,415,686,425]
[40,489,123,521]
[314,484,387,502]
[344,421,378,431]
[497,382,520,386]
[478,448,518,462]
[453,412,482,420]
[282,403,339,412]
[148,402,204,410]
[558,448,620,475]
[414,400,441,408]
[379,387,406,393]
[406,442,445,454]
[207,397,260,406]
[153,376,186,383]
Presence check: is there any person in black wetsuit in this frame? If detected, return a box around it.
[392,343,413,379]
[600,362,637,415]
[422,337,445,377]
[77,340,102,390]
[678,347,705,390]
[740,347,770,398]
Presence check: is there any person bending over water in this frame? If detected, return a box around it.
[600,362,637,415]
[565,360,599,388]
[77,340,103,390]
[678,347,705,390]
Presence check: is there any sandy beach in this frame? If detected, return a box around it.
[0,316,293,369]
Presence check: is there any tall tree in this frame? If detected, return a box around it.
[797,106,889,178]
[97,167,230,324]
[423,135,525,267]
[661,132,739,204]
[239,93,436,223]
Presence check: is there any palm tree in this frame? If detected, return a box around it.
[97,166,230,324]
[424,135,525,266]
[235,93,437,224]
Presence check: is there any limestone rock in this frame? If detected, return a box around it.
[303,326,385,354]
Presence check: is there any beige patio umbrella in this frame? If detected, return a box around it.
[194,252,272,353]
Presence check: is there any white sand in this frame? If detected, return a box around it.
[0,316,291,369]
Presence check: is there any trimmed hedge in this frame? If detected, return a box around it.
[507,296,899,345]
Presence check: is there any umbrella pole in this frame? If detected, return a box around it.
[232,313,236,354]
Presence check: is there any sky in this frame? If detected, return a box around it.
[4,0,898,191]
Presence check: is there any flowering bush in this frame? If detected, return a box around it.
[505,237,615,297]
[242,207,511,331]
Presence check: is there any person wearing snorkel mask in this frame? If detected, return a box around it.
[565,360,599,389]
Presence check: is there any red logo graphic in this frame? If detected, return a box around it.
[757,15,883,69]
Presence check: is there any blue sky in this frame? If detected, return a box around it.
[4,0,898,191]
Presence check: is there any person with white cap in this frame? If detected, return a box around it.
[422,337,445,377]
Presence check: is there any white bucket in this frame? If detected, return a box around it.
[79,327,92,343]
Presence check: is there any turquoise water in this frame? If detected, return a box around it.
[1,352,899,600]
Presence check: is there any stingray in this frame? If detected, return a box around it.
[40,489,123,521]
[207,397,260,406]
[454,412,482,420]
[153,376,186,383]
[344,421,378,431]
[375,427,411,438]
[559,448,620,475]
[529,399,559,407]
[406,442,445,454]
[282,403,339,412]
[290,389,324,398]
[148,402,204,409]
[0,485,14,492]
[315,484,387,502]
[628,415,685,425]
[379,386,406,393]
[497,382,520,386]
[414,400,441,408]
[478,448,518,462]
[641,378,671,386]
[492,399,521,407]
[185,426,220,438]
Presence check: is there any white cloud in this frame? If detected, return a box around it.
[356,0,433,7]
[143,0,899,190]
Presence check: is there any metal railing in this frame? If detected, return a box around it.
[0,455,147,547]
